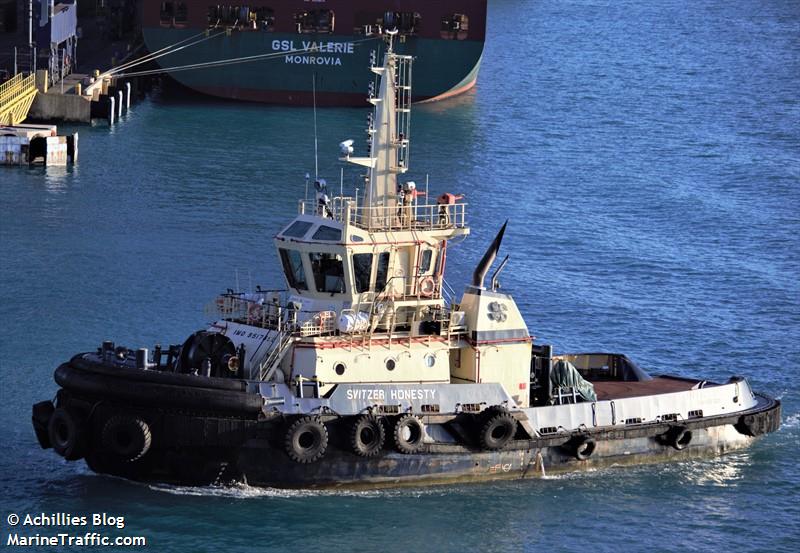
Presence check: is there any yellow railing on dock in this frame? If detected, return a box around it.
[0,74,38,126]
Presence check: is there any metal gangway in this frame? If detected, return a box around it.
[0,73,37,126]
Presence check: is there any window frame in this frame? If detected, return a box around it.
[279,248,308,291]
[375,252,390,292]
[353,253,373,293]
[309,251,346,294]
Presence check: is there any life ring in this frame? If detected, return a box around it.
[284,416,329,463]
[419,276,436,297]
[247,301,264,322]
[102,415,152,462]
[350,414,386,457]
[393,414,424,454]
[479,408,517,450]
[666,426,692,450]
[47,407,85,461]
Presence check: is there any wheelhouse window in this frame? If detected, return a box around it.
[419,249,433,274]
[312,225,342,241]
[309,252,345,294]
[295,9,334,34]
[279,249,308,290]
[375,252,390,291]
[441,13,469,40]
[282,220,313,238]
[208,5,275,30]
[353,253,373,293]
[383,11,421,35]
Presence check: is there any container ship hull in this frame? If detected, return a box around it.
[141,1,486,105]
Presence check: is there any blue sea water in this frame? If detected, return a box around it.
[2,0,799,551]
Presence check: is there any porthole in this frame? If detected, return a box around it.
[334,362,346,376]
[424,353,436,368]
[385,358,396,371]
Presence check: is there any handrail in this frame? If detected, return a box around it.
[0,73,37,126]
[0,74,35,105]
[257,331,295,381]
[0,73,26,100]
[300,196,467,233]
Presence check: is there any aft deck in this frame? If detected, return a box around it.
[593,376,702,401]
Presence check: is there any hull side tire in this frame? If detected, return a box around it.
[47,408,85,461]
[666,426,693,451]
[350,415,386,457]
[393,415,425,454]
[574,438,597,460]
[285,416,329,464]
[479,410,517,451]
[102,416,152,462]
[32,400,55,449]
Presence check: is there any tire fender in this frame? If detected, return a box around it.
[48,407,85,461]
[666,426,692,450]
[350,414,386,457]
[393,415,425,454]
[479,408,517,451]
[284,416,329,464]
[102,415,152,462]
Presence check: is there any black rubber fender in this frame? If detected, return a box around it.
[561,435,597,460]
[102,415,152,462]
[284,416,329,464]
[479,408,517,451]
[32,400,55,449]
[48,407,85,461]
[392,414,425,454]
[666,426,693,450]
[574,437,597,460]
[55,363,263,415]
[349,414,386,457]
[69,355,247,392]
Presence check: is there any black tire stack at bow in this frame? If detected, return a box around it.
[54,356,262,415]
[102,415,152,462]
[48,407,85,461]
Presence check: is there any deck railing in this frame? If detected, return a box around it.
[299,196,467,232]
[0,73,37,126]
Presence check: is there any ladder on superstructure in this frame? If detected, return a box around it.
[256,330,294,381]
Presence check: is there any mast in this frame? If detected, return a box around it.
[341,31,413,228]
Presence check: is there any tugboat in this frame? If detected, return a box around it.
[32,34,780,489]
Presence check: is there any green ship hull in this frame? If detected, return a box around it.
[141,28,484,105]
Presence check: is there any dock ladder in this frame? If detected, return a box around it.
[0,74,37,126]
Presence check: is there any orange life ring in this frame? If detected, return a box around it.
[247,302,263,321]
[419,276,436,297]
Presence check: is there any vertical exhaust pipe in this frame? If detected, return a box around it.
[472,221,508,288]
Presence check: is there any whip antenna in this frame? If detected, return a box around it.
[313,73,319,181]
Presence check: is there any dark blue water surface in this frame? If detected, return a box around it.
[2,1,799,551]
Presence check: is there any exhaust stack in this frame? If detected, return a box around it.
[472,221,508,288]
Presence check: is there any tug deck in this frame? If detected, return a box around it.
[592,377,701,401]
